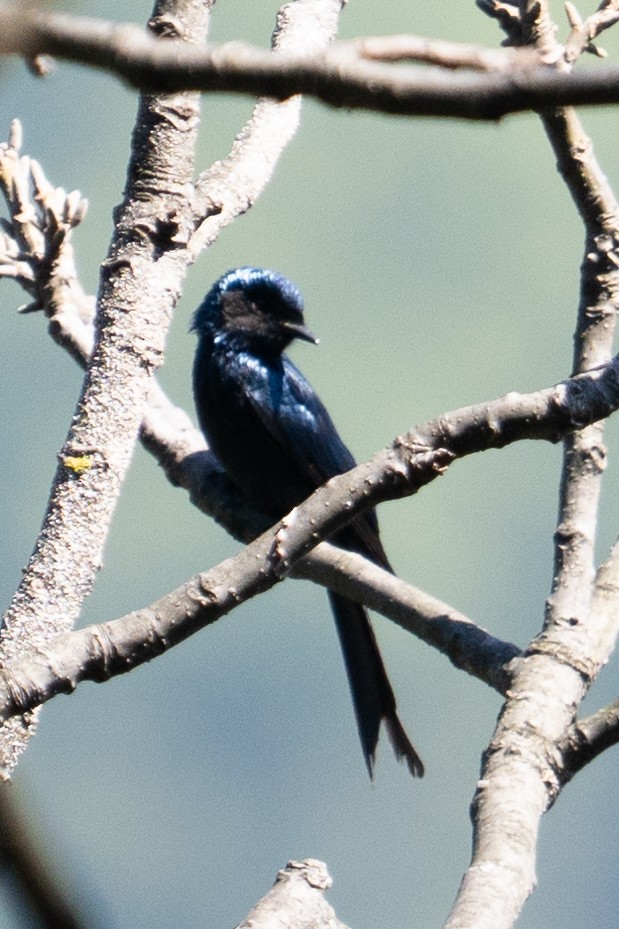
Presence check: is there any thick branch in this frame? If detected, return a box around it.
[6,9,619,118]
[444,7,619,929]
[0,0,344,779]
[0,0,211,778]
[232,860,351,929]
[0,538,520,725]
[0,365,615,724]
[531,36,619,678]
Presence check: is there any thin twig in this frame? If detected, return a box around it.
[556,694,619,784]
[188,0,343,258]
[564,0,619,62]
[352,34,539,70]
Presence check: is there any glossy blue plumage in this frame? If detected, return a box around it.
[192,268,423,777]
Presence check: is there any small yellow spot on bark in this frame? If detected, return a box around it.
[63,455,93,474]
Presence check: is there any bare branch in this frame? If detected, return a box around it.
[0,124,95,362]
[491,0,619,739]
[6,8,619,119]
[444,650,584,929]
[0,123,87,294]
[0,364,615,725]
[478,0,561,57]
[443,8,619,929]
[564,0,619,62]
[352,34,539,70]
[0,0,212,779]
[479,0,619,723]
[540,127,619,666]
[188,0,343,257]
[232,860,351,929]
[0,537,519,725]
[294,547,520,693]
[0,0,345,779]
[556,695,619,783]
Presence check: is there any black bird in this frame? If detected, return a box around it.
[192,267,423,778]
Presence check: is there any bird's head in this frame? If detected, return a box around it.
[191,267,318,355]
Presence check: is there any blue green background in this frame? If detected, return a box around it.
[0,2,617,927]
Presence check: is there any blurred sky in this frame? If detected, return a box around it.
[0,1,618,928]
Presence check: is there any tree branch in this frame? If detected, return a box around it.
[0,537,520,725]
[564,0,619,63]
[5,8,619,119]
[522,6,619,684]
[232,859,351,929]
[0,0,345,780]
[0,364,615,726]
[187,0,344,258]
[556,695,619,784]
[0,0,214,777]
[352,34,539,70]
[0,784,87,929]
[444,7,619,929]
[293,547,520,693]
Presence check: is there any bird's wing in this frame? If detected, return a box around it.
[244,356,389,567]
[242,355,356,484]
[281,359,358,476]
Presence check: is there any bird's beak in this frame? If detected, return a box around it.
[283,320,319,344]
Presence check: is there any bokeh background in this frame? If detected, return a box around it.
[0,1,617,927]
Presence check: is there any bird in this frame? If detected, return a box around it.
[192,267,423,778]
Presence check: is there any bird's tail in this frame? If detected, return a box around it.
[328,592,424,778]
